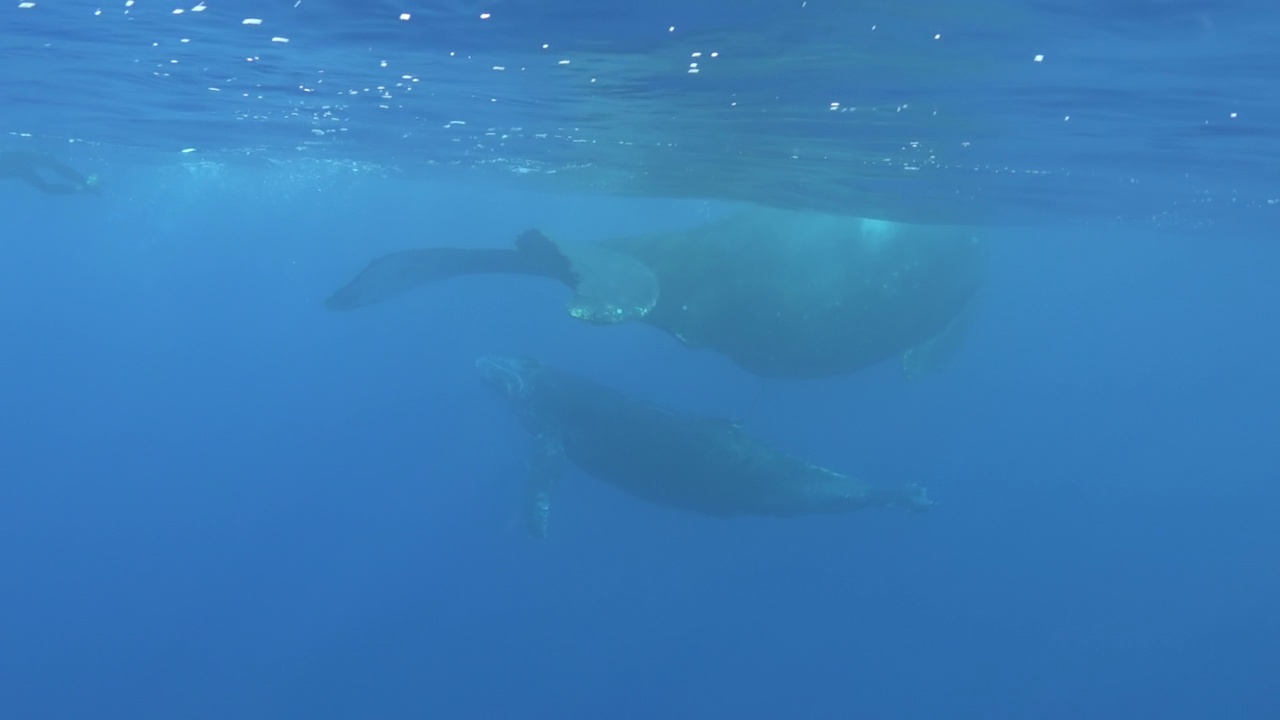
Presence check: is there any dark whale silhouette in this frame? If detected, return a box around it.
[477,354,933,537]
[0,151,101,195]
[328,207,984,378]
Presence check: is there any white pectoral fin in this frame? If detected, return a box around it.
[901,298,977,380]
[524,432,566,538]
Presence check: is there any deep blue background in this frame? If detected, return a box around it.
[0,169,1276,719]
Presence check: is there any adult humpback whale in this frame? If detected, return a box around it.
[477,354,932,537]
[327,207,984,379]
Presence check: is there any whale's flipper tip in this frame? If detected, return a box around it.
[900,484,934,512]
[324,293,353,312]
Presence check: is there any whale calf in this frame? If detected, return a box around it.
[477,354,933,537]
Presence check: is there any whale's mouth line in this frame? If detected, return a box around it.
[476,355,526,398]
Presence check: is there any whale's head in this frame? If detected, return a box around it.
[476,354,542,405]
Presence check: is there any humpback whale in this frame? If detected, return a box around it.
[477,354,933,537]
[328,207,984,379]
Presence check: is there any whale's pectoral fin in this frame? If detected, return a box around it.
[524,431,566,539]
[550,241,660,325]
[889,483,934,512]
[326,233,577,312]
[901,298,978,380]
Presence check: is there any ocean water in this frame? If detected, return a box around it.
[1,1,1277,719]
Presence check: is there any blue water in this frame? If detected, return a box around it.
[2,2,1279,719]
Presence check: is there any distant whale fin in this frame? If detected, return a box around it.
[524,431,566,539]
[325,230,576,312]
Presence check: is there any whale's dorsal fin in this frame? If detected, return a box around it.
[524,431,566,539]
[514,229,576,283]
